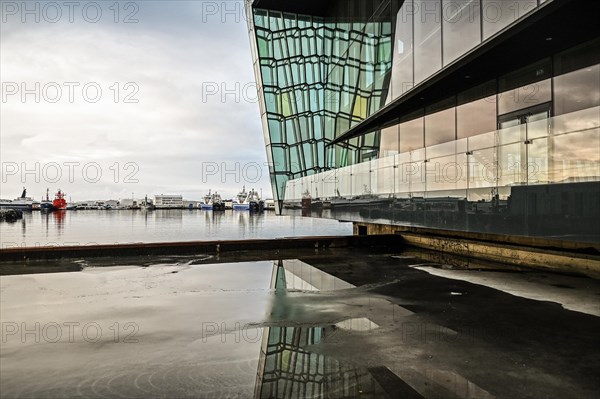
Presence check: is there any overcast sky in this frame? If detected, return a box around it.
[0,0,270,201]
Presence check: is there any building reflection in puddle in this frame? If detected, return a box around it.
[254,259,498,399]
[254,260,390,398]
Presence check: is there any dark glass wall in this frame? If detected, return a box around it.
[379,37,600,157]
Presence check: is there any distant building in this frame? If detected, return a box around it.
[183,200,200,209]
[153,194,183,209]
[120,198,140,208]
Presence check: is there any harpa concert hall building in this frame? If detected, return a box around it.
[247,0,600,244]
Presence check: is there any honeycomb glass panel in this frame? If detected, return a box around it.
[250,9,394,206]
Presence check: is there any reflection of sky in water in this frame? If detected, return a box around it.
[0,260,275,398]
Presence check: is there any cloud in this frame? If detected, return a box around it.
[0,1,271,201]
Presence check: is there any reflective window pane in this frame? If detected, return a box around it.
[551,129,600,182]
[554,64,600,116]
[414,0,442,84]
[442,0,481,65]
[376,157,396,194]
[498,79,552,115]
[400,117,424,153]
[425,108,456,147]
[554,38,600,76]
[482,0,538,40]
[457,96,497,138]
[528,138,550,184]
[553,107,600,136]
[426,154,467,191]
[379,125,399,158]
[390,2,414,99]
[471,147,499,188]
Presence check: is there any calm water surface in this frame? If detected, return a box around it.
[0,210,352,248]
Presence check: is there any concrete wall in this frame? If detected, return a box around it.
[353,222,600,278]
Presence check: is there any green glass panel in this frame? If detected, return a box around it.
[263,91,277,112]
[290,145,302,173]
[254,10,266,27]
[303,143,314,168]
[260,66,272,85]
[314,116,323,140]
[271,146,287,170]
[268,119,282,143]
[283,13,296,29]
[285,119,296,143]
[268,11,281,30]
[298,116,310,142]
[250,9,394,203]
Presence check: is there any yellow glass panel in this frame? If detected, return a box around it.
[352,95,368,119]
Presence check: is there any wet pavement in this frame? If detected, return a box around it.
[1,248,599,398]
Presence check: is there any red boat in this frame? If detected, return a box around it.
[53,189,67,210]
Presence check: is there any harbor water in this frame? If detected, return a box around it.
[0,210,352,249]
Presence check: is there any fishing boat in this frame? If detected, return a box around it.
[247,188,264,212]
[201,190,214,210]
[0,188,37,211]
[140,195,155,210]
[40,188,55,211]
[232,186,250,211]
[212,192,225,211]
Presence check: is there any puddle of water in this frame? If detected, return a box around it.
[0,257,424,398]
[0,261,273,398]
[2,251,598,398]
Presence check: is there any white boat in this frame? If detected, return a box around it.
[232,186,264,212]
[201,190,213,210]
[232,186,250,210]
[140,195,155,210]
[0,188,37,211]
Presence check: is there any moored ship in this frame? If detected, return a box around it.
[212,192,225,211]
[52,189,68,210]
[201,190,214,210]
[41,188,55,211]
[247,188,264,213]
[233,186,250,211]
[140,195,155,210]
[0,188,37,211]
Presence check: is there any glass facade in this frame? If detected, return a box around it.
[387,0,542,99]
[249,1,600,243]
[285,105,599,240]
[247,4,394,207]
